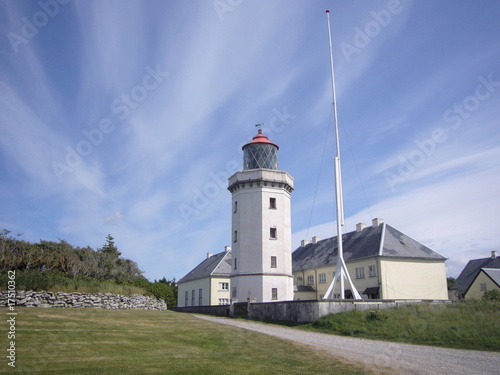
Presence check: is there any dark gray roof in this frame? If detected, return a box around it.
[452,256,500,296]
[482,268,500,287]
[179,250,232,283]
[292,223,446,272]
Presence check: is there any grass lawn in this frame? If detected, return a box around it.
[1,308,370,375]
[301,300,500,351]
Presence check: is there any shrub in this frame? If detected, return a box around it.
[366,310,388,322]
[482,289,500,302]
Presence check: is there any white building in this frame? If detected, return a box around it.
[227,129,294,303]
[177,247,232,307]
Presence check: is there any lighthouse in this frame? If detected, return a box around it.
[228,129,294,303]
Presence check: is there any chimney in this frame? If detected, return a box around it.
[301,239,309,247]
[207,252,213,258]
[372,218,384,227]
[312,236,320,244]
[356,223,366,232]
[224,246,231,252]
[492,251,498,259]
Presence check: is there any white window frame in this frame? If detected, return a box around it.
[369,265,376,277]
[319,273,326,283]
[355,267,365,279]
[307,275,314,285]
[219,282,229,291]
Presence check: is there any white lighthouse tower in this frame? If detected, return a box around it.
[228,129,294,303]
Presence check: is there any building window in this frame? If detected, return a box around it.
[355,267,365,279]
[296,276,303,286]
[234,230,237,243]
[307,275,314,285]
[269,197,276,209]
[480,283,487,291]
[184,291,188,306]
[199,288,203,306]
[219,282,229,291]
[232,287,237,298]
[319,273,326,283]
[272,288,278,300]
[219,298,229,305]
[191,290,195,306]
[369,265,376,277]
[234,258,237,270]
[271,256,277,268]
[234,201,238,213]
[270,227,277,239]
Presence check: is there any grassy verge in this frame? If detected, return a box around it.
[2,308,370,374]
[301,300,500,351]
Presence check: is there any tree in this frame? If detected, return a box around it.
[100,234,121,258]
[447,277,456,290]
[482,289,500,302]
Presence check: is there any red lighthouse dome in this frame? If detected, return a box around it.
[242,129,279,170]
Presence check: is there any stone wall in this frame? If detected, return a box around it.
[175,299,449,322]
[247,299,449,322]
[170,304,230,316]
[0,291,167,310]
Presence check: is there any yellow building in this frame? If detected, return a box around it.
[293,219,448,300]
[452,251,500,299]
[177,247,231,307]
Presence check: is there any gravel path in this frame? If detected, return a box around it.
[194,314,500,374]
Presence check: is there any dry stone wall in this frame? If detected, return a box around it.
[0,291,167,310]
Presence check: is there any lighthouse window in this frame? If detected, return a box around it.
[271,288,278,300]
[270,227,277,239]
[269,197,276,209]
[234,201,238,213]
[271,256,277,268]
[234,230,237,243]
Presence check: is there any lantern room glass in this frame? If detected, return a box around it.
[243,143,278,170]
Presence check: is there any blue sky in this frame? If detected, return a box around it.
[1,0,499,281]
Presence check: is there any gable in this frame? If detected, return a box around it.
[482,268,500,287]
[381,225,446,260]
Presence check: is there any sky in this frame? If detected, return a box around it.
[1,0,499,282]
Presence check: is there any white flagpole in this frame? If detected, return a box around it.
[323,10,362,300]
